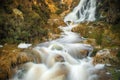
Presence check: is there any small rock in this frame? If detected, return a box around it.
[18,43,32,49]
[0,45,3,47]
[13,8,24,20]
[82,38,97,46]
[93,48,119,65]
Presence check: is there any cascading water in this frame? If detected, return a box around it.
[64,0,97,24]
[13,0,105,80]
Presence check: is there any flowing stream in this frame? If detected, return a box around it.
[13,0,105,80]
[64,0,96,24]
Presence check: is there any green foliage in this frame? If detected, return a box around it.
[107,66,120,80]
[88,29,103,45]
[0,0,13,6]
[17,4,24,11]
[116,50,120,58]
[0,0,51,44]
[0,0,13,14]
[55,3,69,15]
[111,23,120,38]
[56,9,63,14]
[3,5,12,14]
[5,0,13,4]
[32,4,49,25]
[32,5,39,11]
[95,32,103,45]
[0,11,49,44]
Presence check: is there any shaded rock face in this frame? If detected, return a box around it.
[98,0,120,24]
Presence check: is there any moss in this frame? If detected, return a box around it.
[17,4,24,11]
[56,9,63,14]
[0,0,51,44]
[3,5,12,14]
[91,49,98,57]
[116,50,120,58]
[32,4,39,11]
[107,66,120,80]
[0,13,49,44]
[5,0,13,4]
[98,0,120,24]
[91,30,103,45]
[111,23,120,38]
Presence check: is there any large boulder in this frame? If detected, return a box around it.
[93,48,119,65]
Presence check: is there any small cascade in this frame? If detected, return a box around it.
[64,0,97,24]
[12,0,106,80]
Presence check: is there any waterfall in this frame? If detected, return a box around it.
[13,0,105,80]
[64,0,97,24]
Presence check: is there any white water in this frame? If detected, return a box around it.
[13,0,105,80]
[64,0,96,24]
[18,43,32,48]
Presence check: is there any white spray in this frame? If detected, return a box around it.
[64,0,97,24]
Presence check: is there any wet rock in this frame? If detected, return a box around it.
[97,69,112,80]
[79,50,89,58]
[19,49,42,63]
[18,43,32,49]
[47,32,60,40]
[0,45,3,48]
[82,38,97,47]
[13,8,24,20]
[93,49,119,65]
